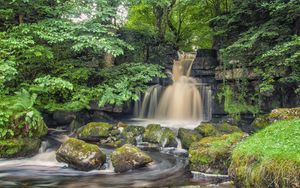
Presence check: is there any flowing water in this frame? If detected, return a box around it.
[135,53,212,122]
[0,130,233,188]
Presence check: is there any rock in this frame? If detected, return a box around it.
[122,125,145,145]
[53,111,76,125]
[116,121,128,128]
[216,123,242,134]
[195,122,219,137]
[0,138,41,158]
[177,128,202,149]
[252,107,300,130]
[189,132,247,174]
[56,138,106,171]
[111,144,153,173]
[143,124,177,147]
[77,122,113,141]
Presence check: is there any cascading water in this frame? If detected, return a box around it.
[135,53,212,122]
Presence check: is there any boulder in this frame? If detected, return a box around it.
[252,107,300,130]
[195,122,220,137]
[111,144,153,173]
[56,138,106,171]
[0,138,41,158]
[77,122,113,141]
[122,125,145,145]
[189,132,247,174]
[143,124,177,147]
[177,128,202,149]
[216,123,242,134]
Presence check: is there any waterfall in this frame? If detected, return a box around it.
[135,53,212,121]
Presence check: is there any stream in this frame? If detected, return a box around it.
[0,120,234,188]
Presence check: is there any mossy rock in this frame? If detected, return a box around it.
[143,124,177,147]
[178,128,202,149]
[195,122,220,137]
[252,107,300,130]
[111,144,153,173]
[56,138,106,171]
[0,138,41,158]
[121,125,145,145]
[229,119,300,188]
[217,123,242,134]
[189,132,247,174]
[77,122,113,141]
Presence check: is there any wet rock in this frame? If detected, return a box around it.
[195,122,220,137]
[116,121,128,129]
[56,138,106,171]
[77,122,113,141]
[216,123,242,134]
[143,124,177,147]
[252,107,300,130]
[121,125,145,145]
[53,111,76,125]
[111,144,153,173]
[0,138,41,158]
[189,132,247,174]
[178,128,202,149]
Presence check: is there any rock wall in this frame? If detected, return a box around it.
[191,49,300,120]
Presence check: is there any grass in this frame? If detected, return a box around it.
[229,119,300,188]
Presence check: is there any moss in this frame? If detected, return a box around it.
[195,122,220,137]
[121,125,145,145]
[77,122,113,141]
[56,138,106,171]
[143,124,177,147]
[252,107,300,131]
[178,128,202,149]
[0,138,41,158]
[217,123,242,134]
[229,119,300,188]
[189,132,246,174]
[111,144,153,173]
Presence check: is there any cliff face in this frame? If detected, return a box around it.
[191,49,300,118]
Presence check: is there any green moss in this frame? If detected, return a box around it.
[143,124,163,143]
[122,125,145,145]
[229,119,300,188]
[195,123,220,137]
[56,138,106,171]
[143,124,177,147]
[111,144,153,173]
[252,107,300,131]
[189,132,246,174]
[178,128,202,149]
[77,122,113,140]
[217,123,242,134]
[0,138,41,158]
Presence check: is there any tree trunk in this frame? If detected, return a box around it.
[19,14,24,24]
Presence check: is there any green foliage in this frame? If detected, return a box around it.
[126,0,231,50]
[229,119,300,187]
[212,0,300,97]
[0,89,47,139]
[218,85,259,121]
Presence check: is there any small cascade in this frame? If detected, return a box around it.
[135,84,163,118]
[175,137,182,150]
[134,53,212,121]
